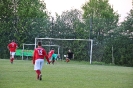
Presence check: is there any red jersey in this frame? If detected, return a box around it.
[48,50,54,58]
[33,47,50,64]
[8,42,18,52]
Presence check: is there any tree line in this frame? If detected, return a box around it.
[0,0,133,66]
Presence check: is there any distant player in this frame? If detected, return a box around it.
[7,40,18,64]
[33,41,50,80]
[50,54,58,65]
[48,48,55,60]
[66,49,74,63]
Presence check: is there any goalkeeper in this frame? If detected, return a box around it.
[66,49,74,62]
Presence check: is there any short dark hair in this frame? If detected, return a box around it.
[38,42,42,46]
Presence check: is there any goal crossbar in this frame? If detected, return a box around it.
[35,38,92,41]
[23,43,59,46]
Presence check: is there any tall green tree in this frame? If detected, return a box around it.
[0,0,49,58]
[82,0,119,62]
[15,0,48,46]
[54,9,83,38]
[82,0,119,40]
[0,0,14,58]
[111,9,133,66]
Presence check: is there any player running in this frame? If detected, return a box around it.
[7,40,18,64]
[33,41,50,80]
[47,48,54,64]
[48,48,55,59]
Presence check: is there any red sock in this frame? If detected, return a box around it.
[11,58,14,62]
[36,70,41,79]
[36,70,41,75]
[10,57,12,62]
[36,70,39,79]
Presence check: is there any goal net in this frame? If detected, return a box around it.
[35,38,93,64]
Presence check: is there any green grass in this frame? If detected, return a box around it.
[0,59,133,88]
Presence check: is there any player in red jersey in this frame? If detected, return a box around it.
[33,41,50,80]
[47,48,55,64]
[7,40,18,64]
[48,48,54,59]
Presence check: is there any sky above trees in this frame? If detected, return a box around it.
[44,0,132,22]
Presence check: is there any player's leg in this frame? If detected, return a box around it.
[53,60,55,64]
[10,52,12,63]
[34,59,44,80]
[52,57,55,64]
[66,58,68,62]
[34,59,41,80]
[50,57,52,63]
[10,52,13,63]
[69,57,72,62]
[39,59,44,80]
[47,57,52,64]
[11,52,15,63]
[68,58,70,62]
[66,58,69,63]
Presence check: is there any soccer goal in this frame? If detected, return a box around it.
[22,43,60,60]
[35,38,93,64]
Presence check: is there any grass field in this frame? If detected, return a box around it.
[0,59,133,88]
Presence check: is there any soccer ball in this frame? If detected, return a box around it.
[64,55,66,57]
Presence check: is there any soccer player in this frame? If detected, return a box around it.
[7,40,18,64]
[48,48,55,60]
[33,41,50,80]
[66,49,74,62]
[50,53,58,65]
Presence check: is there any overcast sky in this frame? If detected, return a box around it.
[44,0,132,22]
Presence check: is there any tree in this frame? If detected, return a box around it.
[0,0,14,58]
[0,0,49,58]
[102,8,133,66]
[15,0,49,46]
[82,0,119,41]
[82,0,119,62]
[112,9,133,66]
[54,9,83,38]
[121,9,133,38]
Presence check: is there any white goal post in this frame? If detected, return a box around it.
[35,38,93,64]
[22,43,60,60]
